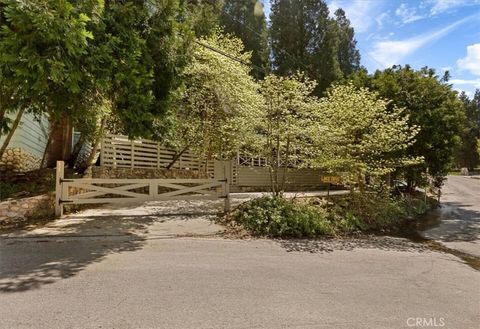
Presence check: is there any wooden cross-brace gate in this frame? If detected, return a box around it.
[54,161,230,217]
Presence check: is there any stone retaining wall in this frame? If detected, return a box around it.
[0,166,208,226]
[0,148,42,173]
[0,193,55,224]
[88,166,207,179]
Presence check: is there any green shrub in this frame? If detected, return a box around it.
[333,211,368,233]
[330,192,433,232]
[0,181,17,200]
[0,169,55,200]
[233,193,434,237]
[233,196,335,238]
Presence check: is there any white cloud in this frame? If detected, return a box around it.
[375,12,390,29]
[425,0,480,15]
[368,15,474,68]
[457,43,480,76]
[328,0,384,33]
[450,78,480,88]
[395,3,425,23]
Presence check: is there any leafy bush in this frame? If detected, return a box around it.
[232,193,435,238]
[233,196,335,238]
[0,181,17,200]
[330,192,434,232]
[332,211,369,233]
[0,169,56,200]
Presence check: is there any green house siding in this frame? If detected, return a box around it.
[0,111,49,159]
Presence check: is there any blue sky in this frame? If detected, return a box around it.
[261,0,480,98]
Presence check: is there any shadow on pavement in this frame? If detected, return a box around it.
[0,215,158,293]
[0,198,226,293]
[416,201,480,242]
[278,236,430,254]
[0,213,163,293]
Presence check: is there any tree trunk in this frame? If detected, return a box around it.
[406,170,415,194]
[0,108,24,159]
[0,110,5,130]
[39,129,53,169]
[274,133,281,196]
[84,117,106,171]
[67,134,85,168]
[280,136,291,193]
[166,145,189,170]
[357,170,365,195]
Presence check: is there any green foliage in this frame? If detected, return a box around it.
[334,8,361,77]
[187,0,223,37]
[331,192,433,232]
[269,0,360,95]
[0,0,193,143]
[0,0,98,120]
[309,83,420,189]
[257,74,318,194]
[233,196,335,237]
[88,0,193,138]
[233,193,433,237]
[333,193,406,231]
[220,0,269,79]
[0,169,55,200]
[166,30,263,159]
[0,181,16,200]
[349,65,464,188]
[455,90,480,170]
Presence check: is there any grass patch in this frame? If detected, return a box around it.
[0,169,57,200]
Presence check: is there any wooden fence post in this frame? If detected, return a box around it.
[55,160,64,218]
[223,178,230,213]
[149,181,157,200]
[131,140,135,169]
[100,137,104,166]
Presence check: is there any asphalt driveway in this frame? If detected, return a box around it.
[419,175,480,257]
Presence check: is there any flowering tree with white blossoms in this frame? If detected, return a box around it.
[309,83,421,194]
[258,74,318,195]
[163,30,263,167]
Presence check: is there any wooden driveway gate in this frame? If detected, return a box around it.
[54,161,230,217]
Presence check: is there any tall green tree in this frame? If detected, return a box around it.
[350,66,464,188]
[333,8,360,77]
[455,90,480,170]
[88,0,193,138]
[0,0,193,150]
[269,0,360,94]
[0,0,101,159]
[220,0,269,79]
[187,0,223,37]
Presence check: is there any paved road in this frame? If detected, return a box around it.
[0,191,479,329]
[419,175,480,257]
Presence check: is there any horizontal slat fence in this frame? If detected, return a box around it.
[100,135,338,190]
[101,134,213,175]
[236,166,325,187]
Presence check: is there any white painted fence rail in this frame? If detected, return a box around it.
[55,161,230,217]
